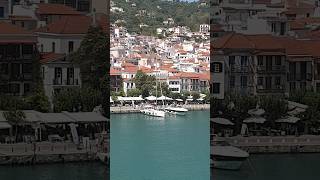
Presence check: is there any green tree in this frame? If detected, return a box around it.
[4,109,26,142]
[133,70,156,97]
[127,89,142,97]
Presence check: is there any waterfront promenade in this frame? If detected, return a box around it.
[110,104,210,114]
[223,135,320,153]
[0,140,109,165]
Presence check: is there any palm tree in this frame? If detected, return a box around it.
[4,110,26,142]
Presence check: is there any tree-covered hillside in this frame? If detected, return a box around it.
[110,0,209,35]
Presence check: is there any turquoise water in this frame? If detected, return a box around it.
[110,111,210,180]
[0,162,108,180]
[212,154,320,180]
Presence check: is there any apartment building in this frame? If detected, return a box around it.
[0,22,38,96]
[212,32,320,99]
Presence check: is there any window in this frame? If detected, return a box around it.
[212,83,220,94]
[22,45,33,55]
[230,76,235,88]
[52,42,56,53]
[275,56,281,65]
[67,67,74,85]
[213,62,223,73]
[275,76,281,86]
[68,41,74,53]
[265,77,272,89]
[229,56,235,66]
[40,44,44,52]
[258,77,263,86]
[22,63,32,73]
[258,56,264,66]
[0,7,4,18]
[54,67,62,85]
[0,63,8,74]
[21,22,25,28]
[24,83,30,94]
[271,22,276,32]
[240,76,247,87]
[241,56,248,66]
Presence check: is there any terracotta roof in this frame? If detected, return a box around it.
[110,67,122,75]
[9,15,35,21]
[36,14,108,34]
[36,3,83,15]
[0,22,32,35]
[40,53,66,64]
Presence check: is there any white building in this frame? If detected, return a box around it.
[40,53,81,103]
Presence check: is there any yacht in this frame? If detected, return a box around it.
[140,105,165,117]
[165,105,188,115]
[211,137,249,170]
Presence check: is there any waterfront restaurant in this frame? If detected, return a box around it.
[0,111,109,144]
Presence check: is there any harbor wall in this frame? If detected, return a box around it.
[224,135,320,154]
[110,104,210,114]
[0,141,103,165]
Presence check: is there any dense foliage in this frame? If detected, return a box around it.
[111,0,210,35]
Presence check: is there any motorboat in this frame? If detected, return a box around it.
[211,137,249,170]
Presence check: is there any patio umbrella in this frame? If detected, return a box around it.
[243,116,266,124]
[211,118,234,125]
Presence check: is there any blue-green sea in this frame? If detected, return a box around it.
[110,111,210,180]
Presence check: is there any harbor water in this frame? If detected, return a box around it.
[0,162,108,180]
[212,153,320,180]
[110,111,210,180]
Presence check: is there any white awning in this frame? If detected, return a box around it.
[118,96,144,101]
[211,118,234,125]
[145,96,157,101]
[248,108,265,116]
[276,116,300,123]
[0,122,11,129]
[288,108,306,116]
[157,96,173,101]
[243,116,266,124]
[197,98,204,101]
[186,98,193,101]
[175,99,183,102]
[110,97,114,103]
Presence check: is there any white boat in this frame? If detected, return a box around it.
[211,137,249,170]
[140,105,165,117]
[165,106,188,115]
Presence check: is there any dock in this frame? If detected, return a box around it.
[224,135,320,153]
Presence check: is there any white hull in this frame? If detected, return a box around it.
[141,109,165,117]
[211,159,244,170]
[165,110,186,116]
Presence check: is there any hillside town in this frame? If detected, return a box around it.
[110,23,210,98]
[0,0,109,167]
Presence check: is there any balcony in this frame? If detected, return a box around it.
[257,66,286,73]
[53,78,79,86]
[229,65,251,73]
[287,73,312,81]
[256,85,286,94]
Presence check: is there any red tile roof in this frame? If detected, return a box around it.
[110,67,122,75]
[36,14,108,34]
[40,52,66,64]
[36,3,83,15]
[0,22,32,35]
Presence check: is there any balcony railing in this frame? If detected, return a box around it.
[256,85,286,93]
[229,65,252,73]
[287,73,312,81]
[257,66,286,73]
[53,78,79,86]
